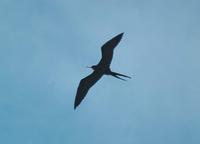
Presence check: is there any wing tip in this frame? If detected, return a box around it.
[119,32,124,37]
[74,102,79,110]
[115,32,124,41]
[74,105,78,110]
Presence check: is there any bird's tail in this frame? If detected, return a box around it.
[110,71,131,81]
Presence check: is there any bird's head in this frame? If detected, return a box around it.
[87,65,97,70]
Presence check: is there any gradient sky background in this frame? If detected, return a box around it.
[0,0,200,144]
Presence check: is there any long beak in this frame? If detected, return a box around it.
[86,66,91,68]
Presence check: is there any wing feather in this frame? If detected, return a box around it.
[98,33,124,67]
[74,71,103,109]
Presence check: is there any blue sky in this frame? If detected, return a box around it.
[0,0,200,144]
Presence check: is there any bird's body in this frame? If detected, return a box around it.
[74,33,131,109]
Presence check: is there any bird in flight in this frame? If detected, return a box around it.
[74,33,131,109]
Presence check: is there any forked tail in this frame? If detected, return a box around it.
[110,71,131,81]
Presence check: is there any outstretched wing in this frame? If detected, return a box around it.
[74,71,103,109]
[98,33,124,68]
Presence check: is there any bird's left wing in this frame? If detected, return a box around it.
[74,71,103,109]
[98,33,124,68]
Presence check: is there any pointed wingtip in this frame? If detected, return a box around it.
[112,32,124,42]
[118,32,124,37]
[116,32,124,40]
[74,102,79,110]
[74,101,78,110]
[114,32,124,38]
[74,105,77,110]
[74,101,81,110]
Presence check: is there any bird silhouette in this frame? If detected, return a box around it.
[74,33,131,109]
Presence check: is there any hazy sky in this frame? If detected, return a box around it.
[0,0,200,144]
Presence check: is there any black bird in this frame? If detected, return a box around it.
[74,33,131,109]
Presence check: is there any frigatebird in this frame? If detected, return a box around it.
[74,33,131,109]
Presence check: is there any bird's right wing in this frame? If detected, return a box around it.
[74,71,103,109]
